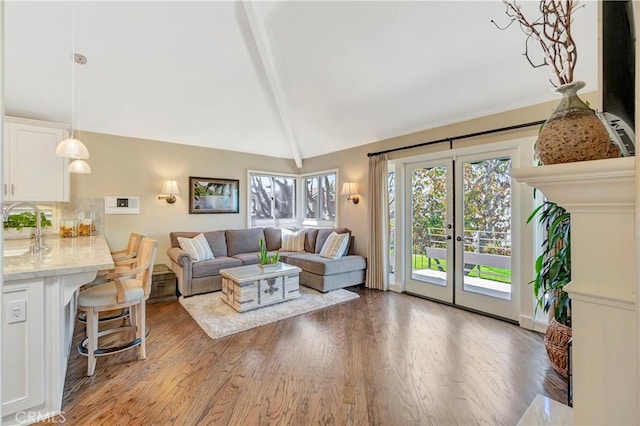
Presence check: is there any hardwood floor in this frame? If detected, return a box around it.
[54,287,567,425]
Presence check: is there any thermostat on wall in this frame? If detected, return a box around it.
[105,196,140,215]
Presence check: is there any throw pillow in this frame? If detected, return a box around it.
[319,231,349,259]
[177,233,214,262]
[281,228,306,252]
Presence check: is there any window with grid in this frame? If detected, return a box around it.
[302,171,336,227]
[249,173,296,228]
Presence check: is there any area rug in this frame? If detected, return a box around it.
[179,287,359,339]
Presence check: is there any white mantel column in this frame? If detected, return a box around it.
[513,157,638,425]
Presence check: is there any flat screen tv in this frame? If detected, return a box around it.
[600,0,636,156]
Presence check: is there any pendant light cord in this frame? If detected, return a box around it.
[71,0,76,136]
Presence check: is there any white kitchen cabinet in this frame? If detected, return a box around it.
[3,117,70,202]
[2,278,45,417]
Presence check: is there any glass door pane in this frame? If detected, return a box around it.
[454,152,518,321]
[405,159,453,303]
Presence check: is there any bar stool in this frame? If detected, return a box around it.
[78,232,145,324]
[77,237,158,376]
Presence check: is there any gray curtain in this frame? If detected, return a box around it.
[366,153,389,290]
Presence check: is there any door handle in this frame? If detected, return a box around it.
[456,236,462,241]
[447,235,452,240]
[447,224,452,229]
[11,184,15,196]
[3,184,6,196]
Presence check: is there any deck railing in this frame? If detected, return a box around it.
[389,228,512,283]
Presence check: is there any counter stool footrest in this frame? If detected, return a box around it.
[78,326,149,357]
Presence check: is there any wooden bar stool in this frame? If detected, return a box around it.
[78,232,145,325]
[77,237,158,376]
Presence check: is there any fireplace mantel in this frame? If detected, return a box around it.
[512,156,638,425]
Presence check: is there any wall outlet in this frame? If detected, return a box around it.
[7,299,27,324]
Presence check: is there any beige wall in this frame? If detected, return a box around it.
[71,132,298,265]
[72,91,599,267]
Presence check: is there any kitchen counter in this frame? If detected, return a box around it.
[2,235,114,425]
[4,235,114,281]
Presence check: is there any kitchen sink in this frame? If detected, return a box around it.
[3,248,29,257]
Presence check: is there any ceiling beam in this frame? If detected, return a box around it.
[241,1,303,169]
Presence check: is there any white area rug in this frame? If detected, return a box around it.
[179,286,359,339]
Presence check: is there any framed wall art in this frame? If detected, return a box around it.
[189,177,239,214]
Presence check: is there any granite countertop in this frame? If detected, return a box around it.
[3,235,114,281]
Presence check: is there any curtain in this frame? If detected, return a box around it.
[366,153,389,290]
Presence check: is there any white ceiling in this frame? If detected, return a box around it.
[4,1,599,167]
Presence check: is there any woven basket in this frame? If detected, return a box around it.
[544,318,572,378]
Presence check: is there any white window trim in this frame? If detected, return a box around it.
[247,168,339,229]
[247,170,298,228]
[299,168,339,229]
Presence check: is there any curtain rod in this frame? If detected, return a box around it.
[366,119,546,157]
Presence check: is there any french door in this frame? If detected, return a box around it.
[404,150,518,320]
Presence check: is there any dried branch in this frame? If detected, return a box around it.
[492,0,584,87]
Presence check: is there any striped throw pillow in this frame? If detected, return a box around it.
[281,228,306,252]
[177,233,214,262]
[319,232,349,259]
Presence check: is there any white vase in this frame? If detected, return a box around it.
[258,262,281,272]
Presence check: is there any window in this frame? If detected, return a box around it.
[249,173,296,227]
[248,169,339,228]
[2,203,55,233]
[302,171,336,226]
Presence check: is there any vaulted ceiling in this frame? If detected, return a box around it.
[4,1,599,167]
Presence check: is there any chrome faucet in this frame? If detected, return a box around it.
[3,201,45,253]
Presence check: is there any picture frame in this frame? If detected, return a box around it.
[189,177,239,214]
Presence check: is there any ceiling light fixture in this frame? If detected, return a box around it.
[56,54,89,160]
[55,2,91,173]
[67,159,92,174]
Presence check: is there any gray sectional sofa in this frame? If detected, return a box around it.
[167,227,367,297]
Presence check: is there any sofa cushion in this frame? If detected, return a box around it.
[319,232,349,259]
[304,228,319,253]
[226,228,265,257]
[203,231,229,258]
[285,253,366,276]
[315,228,350,254]
[192,256,242,278]
[231,252,261,265]
[170,231,228,258]
[177,233,214,262]
[281,228,306,252]
[264,227,282,251]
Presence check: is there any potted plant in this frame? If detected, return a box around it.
[3,212,52,239]
[257,238,280,271]
[527,200,572,377]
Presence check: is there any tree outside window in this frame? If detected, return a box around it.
[304,173,336,221]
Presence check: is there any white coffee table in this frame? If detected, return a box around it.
[220,263,302,312]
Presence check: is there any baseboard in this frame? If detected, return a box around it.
[520,314,548,333]
[389,283,402,293]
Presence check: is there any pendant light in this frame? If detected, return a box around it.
[55,1,91,174]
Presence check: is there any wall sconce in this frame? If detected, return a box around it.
[341,182,360,204]
[158,179,180,204]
